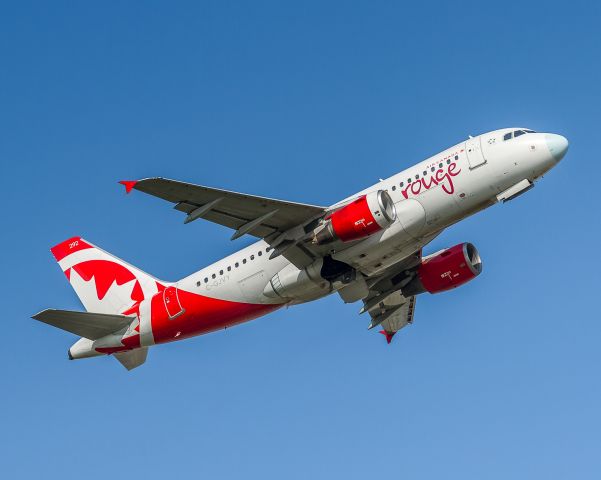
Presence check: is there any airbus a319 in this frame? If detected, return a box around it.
[33,128,568,370]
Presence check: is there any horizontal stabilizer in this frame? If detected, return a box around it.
[32,309,133,340]
[114,347,148,371]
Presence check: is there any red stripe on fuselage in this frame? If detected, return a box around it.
[150,288,282,344]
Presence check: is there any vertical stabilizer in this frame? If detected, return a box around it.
[51,236,167,315]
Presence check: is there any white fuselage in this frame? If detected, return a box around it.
[63,127,568,362]
[177,128,564,307]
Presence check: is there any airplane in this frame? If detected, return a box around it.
[33,128,568,370]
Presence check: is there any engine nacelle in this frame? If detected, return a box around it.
[404,243,482,295]
[263,260,331,302]
[312,190,396,245]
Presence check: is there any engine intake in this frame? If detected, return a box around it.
[312,190,396,245]
[404,243,482,295]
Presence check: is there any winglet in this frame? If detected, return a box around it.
[119,180,138,194]
[379,330,396,344]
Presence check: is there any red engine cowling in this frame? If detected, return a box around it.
[313,190,396,244]
[404,243,482,295]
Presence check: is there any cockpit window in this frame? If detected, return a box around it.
[503,129,536,141]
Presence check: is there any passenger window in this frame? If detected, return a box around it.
[212,273,216,279]
[400,182,404,187]
[391,185,396,191]
[197,281,201,287]
[219,270,223,275]
[243,259,247,264]
[423,170,427,176]
[407,178,411,183]
[266,247,271,252]
[454,155,459,160]
[235,262,239,268]
[446,159,450,164]
[415,174,419,180]
[204,278,208,283]
[258,251,262,256]
[227,266,231,271]
[438,163,442,168]
[250,255,255,261]
[431,167,435,172]
[503,132,512,141]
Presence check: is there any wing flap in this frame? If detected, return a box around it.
[361,291,416,343]
[32,309,133,340]
[379,293,416,334]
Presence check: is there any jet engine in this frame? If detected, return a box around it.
[312,190,396,245]
[263,260,331,302]
[263,256,358,302]
[404,243,482,295]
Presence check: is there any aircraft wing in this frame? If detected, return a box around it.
[124,177,327,268]
[127,177,325,238]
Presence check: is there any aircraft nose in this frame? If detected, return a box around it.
[545,134,569,162]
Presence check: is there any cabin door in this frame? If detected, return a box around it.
[465,137,487,169]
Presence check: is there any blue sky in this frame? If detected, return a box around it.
[2,1,600,478]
